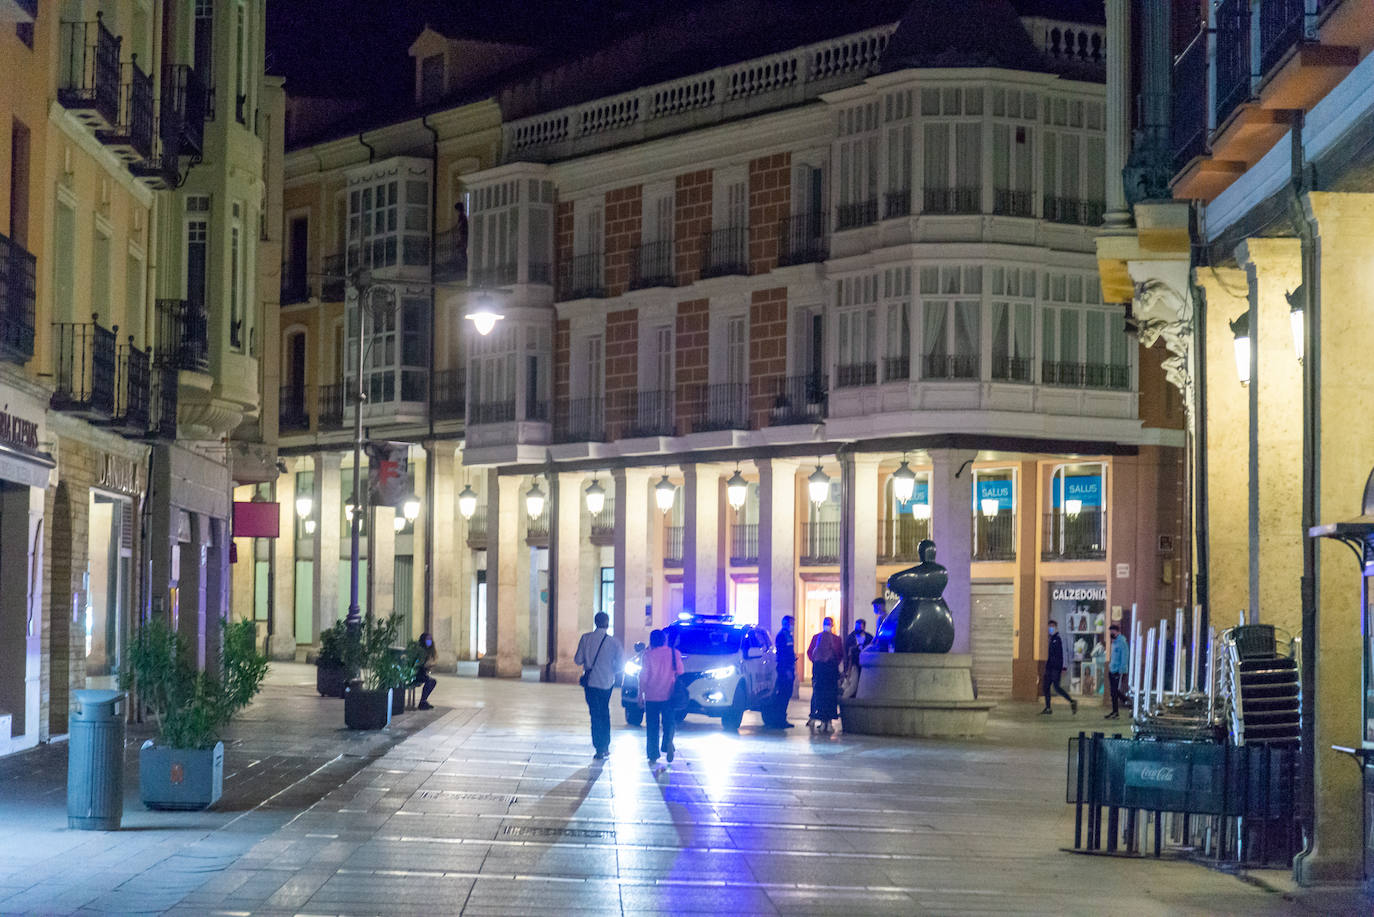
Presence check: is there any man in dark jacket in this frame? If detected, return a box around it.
[1041,619,1077,715]
[763,615,796,728]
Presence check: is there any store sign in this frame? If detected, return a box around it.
[0,409,39,450]
[973,479,1014,510]
[98,454,140,495]
[1052,584,1107,602]
[1054,474,1102,507]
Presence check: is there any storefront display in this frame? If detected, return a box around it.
[1050,581,1107,695]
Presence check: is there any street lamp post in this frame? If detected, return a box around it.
[346,279,395,633]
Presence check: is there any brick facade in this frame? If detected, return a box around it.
[603,185,642,298]
[674,298,710,428]
[748,287,789,428]
[604,309,639,399]
[673,170,713,285]
[748,153,791,274]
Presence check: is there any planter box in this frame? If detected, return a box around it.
[139,740,224,811]
[391,687,406,716]
[344,685,392,730]
[316,662,352,697]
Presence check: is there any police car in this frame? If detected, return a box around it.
[620,613,777,731]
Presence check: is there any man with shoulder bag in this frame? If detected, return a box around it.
[575,612,625,759]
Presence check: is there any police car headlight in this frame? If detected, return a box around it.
[704,665,736,680]
[623,660,641,676]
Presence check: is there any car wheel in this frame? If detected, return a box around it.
[624,706,643,726]
[721,686,746,731]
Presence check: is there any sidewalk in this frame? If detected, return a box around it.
[0,663,439,914]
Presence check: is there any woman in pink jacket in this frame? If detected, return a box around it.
[639,628,685,766]
[807,616,845,733]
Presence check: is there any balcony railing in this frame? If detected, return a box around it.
[835,362,876,388]
[993,188,1034,217]
[991,355,1032,382]
[729,523,759,565]
[318,382,346,429]
[95,57,154,162]
[279,385,310,432]
[471,399,516,425]
[280,262,310,304]
[553,396,606,443]
[768,373,827,426]
[129,64,206,188]
[777,212,828,266]
[1259,0,1307,76]
[878,515,931,563]
[51,318,117,417]
[559,252,606,299]
[1043,196,1105,226]
[800,522,840,566]
[922,353,979,380]
[0,233,36,363]
[607,389,674,439]
[629,240,675,289]
[149,365,178,440]
[432,226,468,282]
[701,227,748,278]
[466,506,487,548]
[526,509,550,545]
[664,525,684,567]
[679,382,748,433]
[836,199,878,230]
[590,499,616,545]
[924,186,981,214]
[1215,0,1253,127]
[1041,361,1130,390]
[1172,29,1209,174]
[320,253,346,301]
[153,298,209,372]
[58,15,121,129]
[884,190,911,219]
[883,355,911,382]
[973,512,1016,561]
[431,368,465,421]
[1043,509,1106,561]
[472,262,518,288]
[111,339,150,434]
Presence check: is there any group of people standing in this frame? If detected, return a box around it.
[802,617,873,732]
[1040,620,1131,717]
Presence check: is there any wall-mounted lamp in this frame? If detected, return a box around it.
[585,477,606,516]
[1230,312,1251,386]
[808,464,830,507]
[457,484,478,520]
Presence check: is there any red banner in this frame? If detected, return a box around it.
[232,501,280,538]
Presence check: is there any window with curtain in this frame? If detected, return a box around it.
[835,102,879,227]
[990,301,1032,381]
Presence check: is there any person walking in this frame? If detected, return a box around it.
[763,615,796,728]
[638,629,684,766]
[807,617,845,733]
[843,618,873,697]
[1106,623,1130,718]
[574,612,625,759]
[412,631,438,710]
[1041,619,1077,715]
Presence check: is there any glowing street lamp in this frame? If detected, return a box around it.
[585,477,606,516]
[402,494,421,522]
[655,474,677,513]
[808,464,830,507]
[393,514,406,532]
[295,495,313,519]
[457,484,478,520]
[1065,498,1083,518]
[525,479,546,519]
[891,458,916,505]
[912,502,931,520]
[726,468,748,511]
[980,498,1000,519]
[304,519,317,535]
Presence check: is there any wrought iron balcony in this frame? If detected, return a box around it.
[678,382,748,434]
[51,317,117,418]
[318,382,347,429]
[110,338,150,434]
[992,355,1032,382]
[471,262,517,288]
[280,262,310,304]
[835,362,876,388]
[279,384,310,432]
[767,373,826,426]
[431,368,465,421]
[470,399,516,425]
[1043,196,1105,225]
[973,512,1016,561]
[1215,0,1253,128]
[1172,29,1209,175]
[58,15,121,129]
[590,498,616,545]
[526,508,550,546]
[922,353,979,380]
[836,199,878,230]
[878,515,931,563]
[466,506,487,549]
[800,522,840,566]
[153,299,208,372]
[320,253,346,301]
[883,190,911,219]
[553,396,606,443]
[664,525,684,567]
[607,389,674,439]
[432,226,468,282]
[0,232,36,364]
[700,227,748,278]
[559,252,606,300]
[95,56,154,162]
[993,188,1033,217]
[1043,509,1106,561]
[148,365,178,440]
[1259,0,1307,76]
[777,212,828,266]
[130,64,206,188]
[923,186,981,214]
[729,523,759,566]
[1041,361,1130,390]
[883,355,910,382]
[629,240,675,289]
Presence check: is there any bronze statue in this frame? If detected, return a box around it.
[874,539,954,653]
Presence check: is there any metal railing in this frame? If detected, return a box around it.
[973,512,1016,561]
[320,253,346,301]
[629,240,675,289]
[318,382,346,429]
[112,339,150,433]
[466,507,488,547]
[1041,361,1130,390]
[58,15,121,128]
[922,353,980,380]
[777,212,828,266]
[607,389,674,439]
[553,396,606,443]
[992,355,1032,382]
[1215,0,1253,127]
[993,188,1034,217]
[924,186,981,214]
[664,525,684,566]
[526,510,550,544]
[679,382,748,433]
[470,399,516,425]
[432,226,468,282]
[1171,29,1210,175]
[883,355,911,382]
[590,499,616,543]
[836,199,878,230]
[884,190,911,219]
[472,261,518,288]
[800,521,840,565]
[96,57,154,161]
[431,368,465,421]
[153,299,208,372]
[164,64,207,155]
[701,227,748,278]
[1043,509,1106,560]
[730,523,759,565]
[0,233,36,363]
[51,318,117,416]
[878,515,931,563]
[835,362,876,388]
[559,252,606,299]
[279,385,310,432]
[768,374,827,426]
[280,262,310,304]
[1259,0,1306,84]
[1043,196,1106,226]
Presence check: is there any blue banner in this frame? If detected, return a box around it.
[973,478,1014,510]
[1053,474,1102,508]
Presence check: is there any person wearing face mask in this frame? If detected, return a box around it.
[1040,619,1076,715]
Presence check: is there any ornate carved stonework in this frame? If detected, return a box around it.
[1132,277,1196,425]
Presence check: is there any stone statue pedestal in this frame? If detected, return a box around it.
[840,650,994,738]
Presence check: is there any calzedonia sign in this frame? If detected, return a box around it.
[0,409,39,450]
[1052,584,1106,602]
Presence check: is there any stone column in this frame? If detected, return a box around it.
[1236,237,1303,634]
[182,515,208,670]
[270,466,297,658]
[429,445,459,666]
[1103,0,1131,225]
[929,449,976,654]
[757,459,797,635]
[613,468,650,644]
[371,504,396,621]
[841,454,879,631]
[683,464,723,616]
[312,452,342,634]
[480,470,522,676]
[550,471,584,682]
[1294,191,1374,883]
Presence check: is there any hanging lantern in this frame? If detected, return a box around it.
[655,474,677,513]
[980,497,1000,518]
[402,495,421,521]
[585,478,606,516]
[457,484,478,520]
[525,479,546,519]
[295,495,313,519]
[304,519,317,535]
[891,459,916,505]
[808,464,830,507]
[393,515,406,532]
[726,468,748,511]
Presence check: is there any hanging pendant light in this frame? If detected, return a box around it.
[295,495,313,519]
[654,474,677,513]
[808,463,830,507]
[891,457,916,505]
[457,484,478,520]
[585,477,606,516]
[402,494,421,522]
[393,514,406,532]
[525,478,546,519]
[726,467,748,511]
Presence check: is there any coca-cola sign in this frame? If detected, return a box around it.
[1125,759,1187,791]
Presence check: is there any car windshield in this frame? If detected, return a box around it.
[667,624,744,656]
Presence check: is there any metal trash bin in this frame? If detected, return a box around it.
[67,689,126,830]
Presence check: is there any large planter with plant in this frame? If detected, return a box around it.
[315,621,354,698]
[387,647,417,716]
[123,618,268,811]
[343,614,407,730]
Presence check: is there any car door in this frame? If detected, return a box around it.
[745,629,774,703]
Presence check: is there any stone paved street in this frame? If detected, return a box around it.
[0,664,1367,915]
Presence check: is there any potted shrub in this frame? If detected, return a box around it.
[315,621,354,697]
[344,614,403,730]
[385,645,418,716]
[121,617,268,811]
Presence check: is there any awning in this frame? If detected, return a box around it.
[0,440,55,490]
